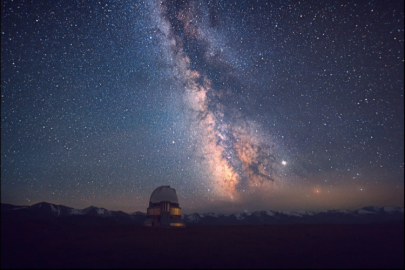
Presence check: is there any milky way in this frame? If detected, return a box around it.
[149,0,289,200]
[1,0,404,213]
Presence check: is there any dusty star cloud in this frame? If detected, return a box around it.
[1,0,404,214]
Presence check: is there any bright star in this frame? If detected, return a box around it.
[282,160,287,166]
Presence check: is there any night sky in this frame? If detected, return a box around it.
[1,0,404,214]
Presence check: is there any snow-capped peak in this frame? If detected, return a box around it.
[357,209,374,215]
[281,211,303,217]
[383,206,404,214]
[50,204,61,216]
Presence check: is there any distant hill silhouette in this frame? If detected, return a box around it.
[2,202,403,226]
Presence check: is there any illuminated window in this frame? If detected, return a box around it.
[148,208,160,215]
[170,207,181,215]
[170,223,184,227]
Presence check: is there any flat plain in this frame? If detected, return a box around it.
[1,214,403,268]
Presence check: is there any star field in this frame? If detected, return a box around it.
[1,0,404,213]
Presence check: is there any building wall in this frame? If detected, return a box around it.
[144,201,185,227]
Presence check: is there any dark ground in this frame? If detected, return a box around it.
[1,215,403,269]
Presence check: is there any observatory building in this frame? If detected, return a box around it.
[144,186,185,227]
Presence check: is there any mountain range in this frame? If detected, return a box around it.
[1,202,404,226]
[2,202,403,226]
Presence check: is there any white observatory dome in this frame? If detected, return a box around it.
[149,186,179,204]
